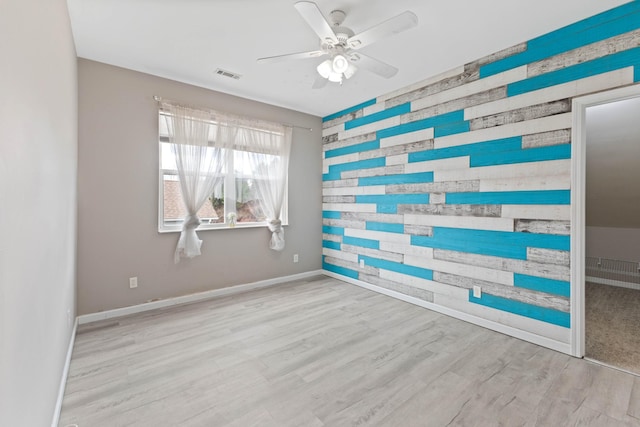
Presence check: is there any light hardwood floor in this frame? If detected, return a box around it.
[59,276,640,426]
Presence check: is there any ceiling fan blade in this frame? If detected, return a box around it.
[312,75,328,89]
[257,50,325,64]
[294,1,338,44]
[350,53,398,79]
[347,11,418,50]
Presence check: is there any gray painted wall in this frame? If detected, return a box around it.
[0,0,78,425]
[77,59,322,315]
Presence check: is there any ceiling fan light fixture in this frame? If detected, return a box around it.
[343,63,357,79]
[332,54,349,74]
[328,72,343,83]
[317,59,333,79]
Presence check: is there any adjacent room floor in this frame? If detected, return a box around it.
[60,276,640,426]
[586,281,640,375]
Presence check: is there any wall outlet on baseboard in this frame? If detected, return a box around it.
[129,277,138,289]
[67,309,72,327]
[293,254,299,263]
[473,285,482,298]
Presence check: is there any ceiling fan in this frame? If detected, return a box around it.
[257,1,418,88]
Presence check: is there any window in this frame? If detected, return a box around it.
[158,112,288,232]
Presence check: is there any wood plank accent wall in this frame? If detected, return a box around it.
[321,1,640,349]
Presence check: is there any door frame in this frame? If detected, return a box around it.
[570,83,640,357]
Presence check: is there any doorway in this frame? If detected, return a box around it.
[572,84,640,375]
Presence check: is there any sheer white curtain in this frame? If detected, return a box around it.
[162,102,228,263]
[240,124,292,251]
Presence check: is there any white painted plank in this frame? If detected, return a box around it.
[379,270,469,299]
[344,228,411,244]
[501,205,571,221]
[322,203,377,213]
[362,102,386,116]
[380,128,434,148]
[379,242,434,258]
[322,248,358,262]
[464,68,634,120]
[322,152,360,173]
[435,113,572,149]
[404,255,514,286]
[412,66,527,112]
[404,214,514,232]
[434,159,570,182]
[434,294,570,343]
[479,174,570,192]
[386,153,409,166]
[338,116,401,140]
[322,186,386,196]
[405,156,471,173]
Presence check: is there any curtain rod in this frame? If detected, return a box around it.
[153,95,313,132]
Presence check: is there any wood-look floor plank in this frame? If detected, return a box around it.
[59,275,640,427]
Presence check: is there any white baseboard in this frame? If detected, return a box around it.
[51,317,78,427]
[78,270,324,325]
[323,270,572,355]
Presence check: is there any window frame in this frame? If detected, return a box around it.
[157,112,289,233]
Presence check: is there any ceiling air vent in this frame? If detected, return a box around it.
[214,68,241,80]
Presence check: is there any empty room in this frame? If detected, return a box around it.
[3,0,640,426]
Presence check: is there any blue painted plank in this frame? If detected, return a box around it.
[376,110,465,140]
[446,190,570,205]
[434,121,470,138]
[328,157,386,173]
[411,235,528,260]
[322,225,344,236]
[322,211,341,219]
[377,204,398,214]
[433,227,570,251]
[323,258,359,279]
[409,136,522,163]
[470,144,571,167]
[360,255,433,280]
[323,98,376,122]
[322,171,342,181]
[366,222,405,234]
[344,103,411,130]
[508,47,640,97]
[323,240,341,250]
[469,290,570,328]
[325,140,380,158]
[356,194,430,205]
[343,236,380,250]
[359,172,434,186]
[514,274,571,298]
[480,3,640,77]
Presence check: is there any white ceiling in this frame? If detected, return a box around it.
[67,0,629,118]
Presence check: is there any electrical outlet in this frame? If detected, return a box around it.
[293,254,299,263]
[473,285,482,298]
[67,309,72,327]
[129,277,138,289]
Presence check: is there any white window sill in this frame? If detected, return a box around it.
[158,222,288,234]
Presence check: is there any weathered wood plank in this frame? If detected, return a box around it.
[526,248,570,266]
[323,185,385,196]
[322,133,339,144]
[405,213,514,232]
[322,196,355,204]
[322,109,363,130]
[386,68,481,108]
[479,174,570,192]
[522,129,571,148]
[322,203,377,214]
[433,271,570,312]
[341,165,404,179]
[323,247,358,262]
[359,273,435,303]
[387,180,480,194]
[322,234,342,243]
[515,219,570,235]
[401,87,507,124]
[404,225,433,236]
[322,178,358,188]
[322,132,376,152]
[322,218,365,229]
[434,249,570,282]
[358,139,434,161]
[322,255,361,272]
[469,99,571,131]
[405,255,514,286]
[469,42,528,68]
[429,193,446,204]
[528,29,640,78]
[502,204,570,221]
[397,204,502,218]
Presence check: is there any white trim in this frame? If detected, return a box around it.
[324,270,571,355]
[570,83,640,358]
[78,270,324,325]
[51,317,78,427]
